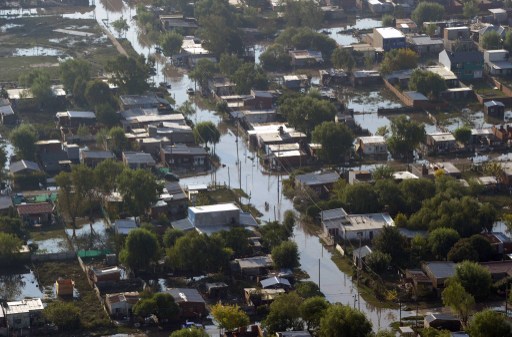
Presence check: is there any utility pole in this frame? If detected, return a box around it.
[318,258,321,291]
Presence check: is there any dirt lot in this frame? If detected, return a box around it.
[0,13,125,82]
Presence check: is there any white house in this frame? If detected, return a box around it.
[484,50,512,76]
[3,299,44,331]
[354,136,387,156]
[105,292,140,317]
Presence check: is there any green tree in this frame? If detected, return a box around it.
[373,226,408,267]
[300,296,329,332]
[109,126,130,156]
[319,304,373,337]
[296,281,323,298]
[481,31,502,50]
[112,17,129,38]
[193,121,221,154]
[374,179,406,216]
[219,53,242,77]
[380,48,419,74]
[56,171,80,235]
[331,47,355,71]
[119,228,160,272]
[170,328,209,337]
[106,55,151,94]
[43,301,80,331]
[276,27,337,61]
[211,304,250,331]
[189,59,218,91]
[198,14,244,57]
[387,115,425,161]
[278,94,336,134]
[442,278,475,326]
[382,14,394,27]
[454,260,492,301]
[153,293,180,320]
[214,227,252,257]
[400,178,436,213]
[372,165,394,180]
[284,0,323,29]
[341,183,380,214]
[468,309,512,337]
[365,251,392,273]
[59,59,91,96]
[19,69,54,107]
[94,159,125,197]
[264,292,303,334]
[10,124,38,160]
[447,239,479,262]
[454,126,472,145]
[259,221,292,250]
[84,79,114,108]
[95,103,119,128]
[408,69,447,99]
[311,122,354,163]
[504,31,512,52]
[462,0,479,18]
[428,227,460,260]
[411,2,445,25]
[163,228,185,248]
[231,63,268,94]
[272,241,299,269]
[160,31,184,57]
[260,44,292,71]
[0,232,23,266]
[410,235,431,265]
[117,169,161,217]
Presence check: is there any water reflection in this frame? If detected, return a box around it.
[0,267,44,300]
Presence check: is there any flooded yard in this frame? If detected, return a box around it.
[0,267,45,300]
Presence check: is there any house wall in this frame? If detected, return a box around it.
[188,208,240,227]
[342,227,384,241]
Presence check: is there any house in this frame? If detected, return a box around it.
[282,74,310,90]
[294,171,339,199]
[354,136,387,157]
[398,327,415,337]
[209,77,236,97]
[80,150,115,168]
[188,203,240,228]
[425,132,457,154]
[205,282,228,298]
[160,144,209,170]
[89,266,122,284]
[55,110,96,128]
[348,170,373,185]
[396,19,418,33]
[17,202,54,226]
[148,122,195,145]
[480,260,512,281]
[114,218,138,235]
[484,100,506,119]
[352,245,372,267]
[55,278,74,297]
[244,288,285,306]
[484,50,512,76]
[0,99,15,124]
[422,261,456,289]
[443,26,474,53]
[478,25,507,47]
[35,140,63,155]
[267,143,306,170]
[471,128,498,146]
[372,27,406,51]
[166,288,207,319]
[39,149,71,174]
[439,50,484,80]
[407,35,444,56]
[352,70,381,86]
[122,151,156,169]
[410,162,462,179]
[319,207,394,241]
[249,124,307,151]
[177,36,216,68]
[161,181,189,216]
[105,292,140,317]
[160,14,198,34]
[405,269,433,298]
[289,50,323,67]
[119,94,172,111]
[260,276,291,290]
[424,65,460,88]
[236,255,274,276]
[482,232,512,255]
[424,313,462,331]
[367,0,393,14]
[320,69,349,86]
[9,160,41,176]
[3,299,44,331]
[489,8,508,24]
[0,196,13,215]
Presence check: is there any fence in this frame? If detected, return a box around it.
[31,251,76,262]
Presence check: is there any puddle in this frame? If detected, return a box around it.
[0,23,23,32]
[29,237,72,254]
[0,267,44,300]
[66,219,110,251]
[13,47,64,56]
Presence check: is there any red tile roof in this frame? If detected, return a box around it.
[17,202,54,215]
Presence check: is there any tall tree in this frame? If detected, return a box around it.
[170,328,209,337]
[117,169,161,217]
[260,44,292,71]
[106,55,151,94]
[319,304,372,337]
[231,63,268,94]
[380,48,419,74]
[10,124,38,160]
[468,309,512,337]
[411,2,445,25]
[111,17,129,38]
[264,292,303,334]
[211,304,250,331]
[160,31,184,57]
[442,279,474,326]
[300,296,329,332]
[481,31,502,50]
[462,0,479,18]
[331,48,355,71]
[119,228,160,272]
[193,121,221,154]
[284,0,323,28]
[43,301,81,331]
[94,159,125,197]
[60,59,91,95]
[271,241,300,269]
[0,232,23,266]
[312,122,354,163]
[387,115,425,161]
[454,260,492,301]
[373,226,408,267]
[56,171,80,235]
[109,127,130,156]
[84,79,115,109]
[409,69,447,99]
[189,59,218,91]
[428,227,460,260]
[278,94,336,134]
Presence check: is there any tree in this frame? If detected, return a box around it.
[260,44,292,71]
[454,126,472,145]
[106,55,151,94]
[300,296,329,332]
[411,2,445,26]
[442,279,475,326]
[341,183,380,214]
[109,126,130,156]
[71,164,98,222]
[189,59,218,91]
[43,301,80,331]
[276,27,337,61]
[95,103,119,128]
[447,239,479,262]
[112,17,129,38]
[272,241,299,269]
[462,0,479,18]
[198,14,244,57]
[160,31,184,57]
[311,122,354,163]
[374,179,406,216]
[10,124,38,160]
[365,251,392,273]
[214,227,252,257]
[373,226,408,266]
[387,116,425,161]
[170,328,209,337]
[259,221,292,250]
[56,171,80,235]
[428,227,460,260]
[468,309,512,337]
[380,48,419,74]
[284,0,323,29]
[264,292,303,334]
[504,31,512,52]
[278,94,336,134]
[0,232,23,266]
[163,228,185,248]
[454,260,492,301]
[219,53,242,77]
[94,159,125,197]
[133,296,158,318]
[296,281,323,298]
[117,169,161,216]
[231,63,268,94]
[400,178,436,213]
[153,293,180,320]
[481,31,502,50]
[319,304,372,337]
[193,121,221,154]
[382,14,395,27]
[211,304,250,331]
[84,79,115,108]
[372,165,394,180]
[409,69,447,99]
[331,47,355,71]
[59,59,91,96]
[119,228,160,272]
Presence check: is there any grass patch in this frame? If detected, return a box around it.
[0,56,60,82]
[33,261,117,334]
[29,222,66,241]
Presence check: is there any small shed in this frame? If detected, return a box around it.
[398,326,415,337]
[260,276,292,290]
[55,278,74,297]
[484,100,505,119]
[352,245,372,267]
[424,313,462,331]
[205,282,228,298]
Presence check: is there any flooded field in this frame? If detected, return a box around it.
[0,267,45,300]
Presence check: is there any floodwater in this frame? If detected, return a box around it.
[0,267,45,300]
[13,47,64,56]
[29,237,72,254]
[65,219,110,251]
